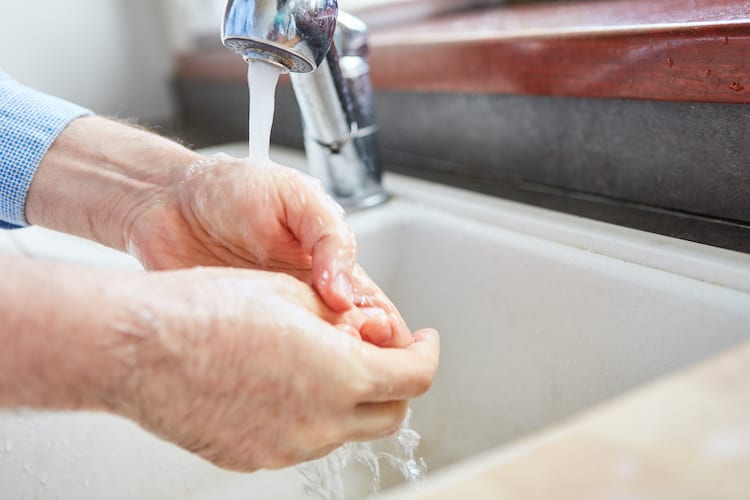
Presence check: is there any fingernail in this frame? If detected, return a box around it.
[333,273,353,304]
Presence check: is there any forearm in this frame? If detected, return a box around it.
[25,116,204,251]
[0,254,140,411]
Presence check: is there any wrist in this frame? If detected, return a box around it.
[0,256,146,412]
[26,115,205,252]
[102,271,217,429]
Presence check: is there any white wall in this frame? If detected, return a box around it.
[0,0,479,122]
[0,0,175,123]
[160,0,225,52]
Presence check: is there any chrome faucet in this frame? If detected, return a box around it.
[222,0,388,210]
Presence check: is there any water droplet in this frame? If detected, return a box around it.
[83,479,90,489]
[3,440,12,453]
[729,82,745,92]
[724,36,729,45]
[706,69,712,76]
[667,57,674,68]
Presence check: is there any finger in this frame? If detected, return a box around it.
[346,401,409,442]
[351,266,412,348]
[310,231,356,313]
[359,311,393,346]
[270,272,357,327]
[282,175,357,313]
[337,307,401,347]
[361,329,440,402]
[381,313,413,349]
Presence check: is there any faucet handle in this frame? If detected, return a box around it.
[335,11,369,57]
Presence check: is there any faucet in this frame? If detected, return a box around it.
[222,0,388,210]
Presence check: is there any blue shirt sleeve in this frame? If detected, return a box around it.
[0,68,92,229]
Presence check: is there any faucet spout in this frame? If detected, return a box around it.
[222,0,388,210]
[222,0,337,72]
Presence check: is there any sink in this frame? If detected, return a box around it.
[2,147,750,499]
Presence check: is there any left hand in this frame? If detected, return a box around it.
[123,155,411,347]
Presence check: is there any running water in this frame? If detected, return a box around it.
[297,409,426,500]
[246,60,427,499]
[247,61,282,163]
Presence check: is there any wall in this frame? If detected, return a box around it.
[0,0,175,123]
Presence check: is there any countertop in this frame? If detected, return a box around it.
[384,340,750,500]
[177,0,750,104]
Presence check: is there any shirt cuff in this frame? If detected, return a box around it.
[0,73,92,228]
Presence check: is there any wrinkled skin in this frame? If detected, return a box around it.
[15,114,440,474]
[124,156,410,347]
[117,267,439,472]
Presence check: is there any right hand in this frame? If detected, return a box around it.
[121,155,414,347]
[27,117,412,348]
[113,267,440,472]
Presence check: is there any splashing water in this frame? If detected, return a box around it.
[297,409,426,500]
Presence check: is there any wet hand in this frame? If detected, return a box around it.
[124,155,411,346]
[113,268,440,472]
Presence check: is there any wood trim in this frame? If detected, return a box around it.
[369,26,750,103]
[368,0,750,103]
[175,0,750,104]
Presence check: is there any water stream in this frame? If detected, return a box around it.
[247,61,282,163]
[246,61,426,499]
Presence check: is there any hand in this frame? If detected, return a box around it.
[114,267,440,472]
[26,116,411,347]
[124,155,412,347]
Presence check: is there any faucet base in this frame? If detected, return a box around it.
[337,190,390,213]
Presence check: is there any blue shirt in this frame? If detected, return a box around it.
[0,69,92,229]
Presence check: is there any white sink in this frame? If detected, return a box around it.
[2,147,750,499]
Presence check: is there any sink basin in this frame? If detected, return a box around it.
[2,147,750,499]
